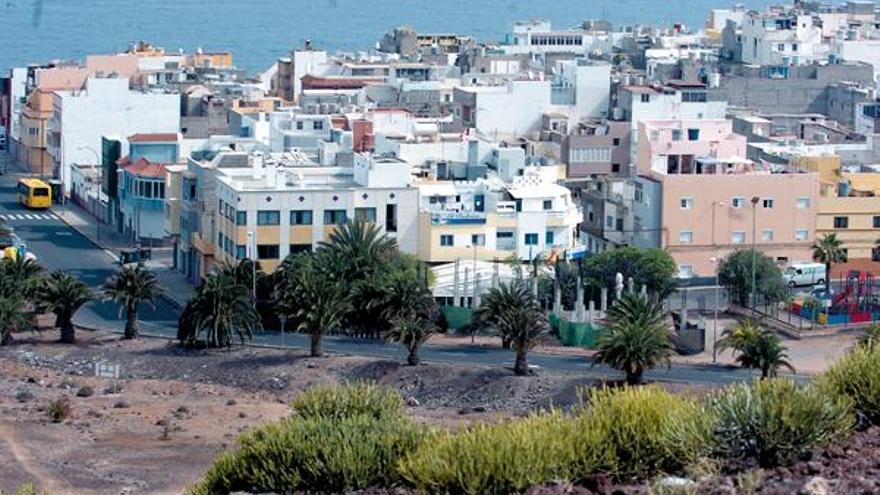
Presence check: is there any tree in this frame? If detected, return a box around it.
[37,271,93,344]
[581,247,678,298]
[102,265,163,339]
[474,282,548,376]
[716,319,794,379]
[0,295,32,345]
[385,314,435,365]
[0,256,43,301]
[718,249,787,307]
[276,253,350,357]
[178,271,260,348]
[813,233,845,292]
[593,293,673,385]
[319,217,397,281]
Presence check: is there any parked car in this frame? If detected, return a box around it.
[783,263,827,288]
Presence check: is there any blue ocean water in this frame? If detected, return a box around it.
[0,0,776,73]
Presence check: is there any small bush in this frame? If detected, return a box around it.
[578,386,714,479]
[819,344,880,425]
[399,410,599,495]
[711,378,853,467]
[47,397,72,423]
[192,414,425,494]
[291,382,403,420]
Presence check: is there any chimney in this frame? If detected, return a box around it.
[265,159,278,186]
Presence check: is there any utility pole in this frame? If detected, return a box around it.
[750,196,760,313]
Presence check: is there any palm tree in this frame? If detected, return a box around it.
[0,256,43,301]
[103,265,163,339]
[38,271,93,344]
[0,295,32,345]
[716,319,794,378]
[593,293,673,385]
[178,271,260,348]
[320,217,397,280]
[475,282,548,376]
[385,314,435,365]
[813,233,846,292]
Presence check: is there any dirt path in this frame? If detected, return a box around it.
[0,422,68,494]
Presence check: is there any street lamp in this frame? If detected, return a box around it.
[280,314,287,348]
[247,231,256,308]
[78,146,102,242]
[710,256,720,363]
[750,196,760,313]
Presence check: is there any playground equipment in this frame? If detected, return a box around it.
[791,270,880,325]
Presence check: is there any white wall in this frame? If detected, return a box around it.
[474,80,551,137]
[56,77,179,193]
[834,39,880,88]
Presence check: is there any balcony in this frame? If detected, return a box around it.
[430,210,487,225]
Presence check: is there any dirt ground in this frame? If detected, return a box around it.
[0,329,705,495]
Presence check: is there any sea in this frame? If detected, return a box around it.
[0,0,778,74]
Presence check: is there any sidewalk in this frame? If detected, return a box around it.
[52,202,195,308]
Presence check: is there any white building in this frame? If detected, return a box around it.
[832,31,880,89]
[268,111,334,155]
[213,151,419,272]
[48,76,180,193]
[501,20,615,57]
[740,12,825,66]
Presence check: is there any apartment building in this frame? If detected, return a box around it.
[636,119,819,277]
[213,152,418,273]
[740,11,825,66]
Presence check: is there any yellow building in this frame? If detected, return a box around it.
[815,160,880,262]
[18,89,56,176]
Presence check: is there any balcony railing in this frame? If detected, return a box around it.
[430,210,487,225]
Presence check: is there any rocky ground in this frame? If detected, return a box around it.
[0,328,664,494]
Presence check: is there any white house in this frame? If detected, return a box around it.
[740,12,825,66]
[48,76,179,194]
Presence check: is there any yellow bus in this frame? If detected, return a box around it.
[17,178,52,209]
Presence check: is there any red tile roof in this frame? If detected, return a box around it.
[128,133,179,143]
[122,157,167,178]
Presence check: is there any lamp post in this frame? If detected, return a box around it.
[280,314,287,349]
[78,146,102,242]
[750,196,760,313]
[710,256,719,363]
[247,231,256,308]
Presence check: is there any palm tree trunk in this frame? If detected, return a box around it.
[407,345,420,366]
[59,316,76,344]
[625,366,642,386]
[1,332,13,346]
[123,305,139,340]
[310,332,324,357]
[513,347,529,376]
[825,262,832,292]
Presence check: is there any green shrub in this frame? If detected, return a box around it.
[398,410,603,495]
[47,397,72,423]
[819,344,880,425]
[192,414,425,494]
[578,386,714,479]
[711,378,853,467]
[291,382,403,420]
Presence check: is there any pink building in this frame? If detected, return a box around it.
[637,120,820,277]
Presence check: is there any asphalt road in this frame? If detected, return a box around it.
[0,165,798,386]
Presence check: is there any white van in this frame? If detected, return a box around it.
[783,263,826,288]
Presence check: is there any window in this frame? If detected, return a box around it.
[545,231,554,245]
[257,244,279,259]
[569,147,611,162]
[296,121,304,130]
[678,265,695,279]
[257,210,280,225]
[731,197,745,209]
[640,93,650,103]
[289,244,312,255]
[440,234,454,247]
[612,138,621,146]
[834,216,849,229]
[796,197,810,209]
[763,198,774,209]
[235,245,247,260]
[236,211,247,226]
[289,210,313,225]
[680,197,693,209]
[777,43,785,51]
[355,207,377,223]
[385,204,397,232]
[496,231,514,239]
[606,215,614,228]
[732,231,746,244]
[323,209,347,225]
[524,233,539,246]
[672,129,683,141]
[679,231,693,244]
[762,229,774,242]
[313,120,324,130]
[874,216,880,229]
[792,43,798,52]
[471,234,486,246]
[687,128,700,141]
[795,229,809,241]
[543,200,553,210]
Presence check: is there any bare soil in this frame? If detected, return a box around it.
[0,329,696,494]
